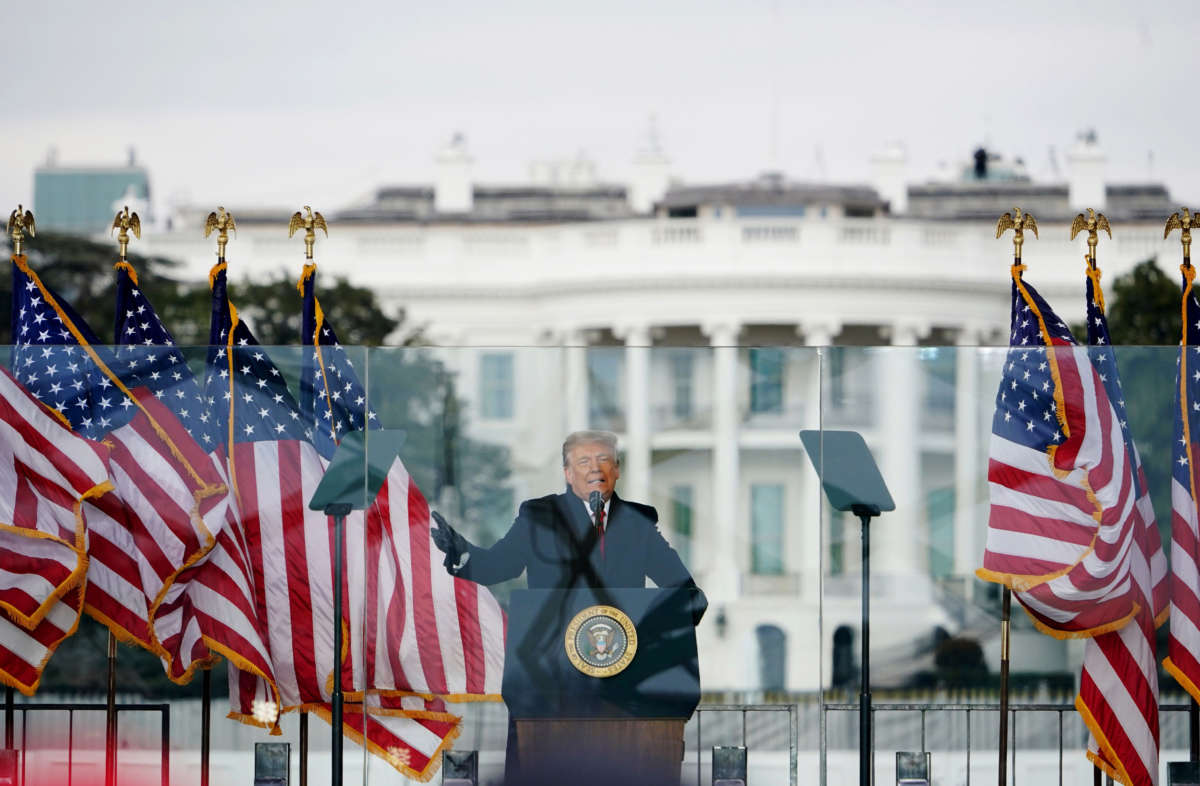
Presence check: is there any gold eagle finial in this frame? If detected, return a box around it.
[7,205,35,256]
[288,205,328,260]
[204,206,237,260]
[1069,208,1111,268]
[1165,207,1198,264]
[111,205,142,262]
[995,207,1038,263]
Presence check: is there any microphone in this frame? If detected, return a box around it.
[588,490,603,522]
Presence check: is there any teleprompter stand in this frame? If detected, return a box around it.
[307,429,406,786]
[800,430,894,786]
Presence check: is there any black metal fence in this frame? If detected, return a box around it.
[822,700,1195,786]
[3,702,169,786]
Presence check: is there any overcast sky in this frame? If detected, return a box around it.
[3,0,1197,215]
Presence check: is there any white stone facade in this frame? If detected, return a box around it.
[136,186,1182,693]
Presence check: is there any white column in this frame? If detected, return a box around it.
[562,329,589,434]
[616,323,652,503]
[799,319,842,348]
[703,320,742,602]
[877,320,930,581]
[953,325,983,596]
[797,320,842,601]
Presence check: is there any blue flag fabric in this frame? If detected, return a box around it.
[298,264,377,460]
[113,262,220,450]
[11,259,124,439]
[204,264,309,447]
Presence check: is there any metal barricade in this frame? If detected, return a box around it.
[695,704,798,786]
[821,700,1196,785]
[3,701,170,786]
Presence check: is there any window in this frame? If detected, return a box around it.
[477,487,515,543]
[831,626,855,688]
[587,348,623,428]
[921,347,956,428]
[826,347,873,421]
[751,484,785,575]
[479,352,514,419]
[756,625,786,691]
[829,509,845,577]
[670,352,694,420]
[670,484,693,565]
[735,204,806,218]
[749,348,784,415]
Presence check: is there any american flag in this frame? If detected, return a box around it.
[1078,269,1162,786]
[1166,265,1200,716]
[299,264,505,705]
[979,266,1157,786]
[210,263,463,778]
[0,364,110,694]
[9,254,228,661]
[109,261,279,700]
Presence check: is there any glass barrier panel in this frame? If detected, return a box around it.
[2,341,1187,785]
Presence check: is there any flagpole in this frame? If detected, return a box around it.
[994,208,1037,786]
[1074,209,1120,786]
[998,588,1011,786]
[201,668,211,786]
[288,206,337,785]
[105,632,118,786]
[300,711,308,786]
[4,686,12,748]
[102,206,142,786]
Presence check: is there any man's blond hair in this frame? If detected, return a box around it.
[561,430,619,467]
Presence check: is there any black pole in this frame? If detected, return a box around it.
[330,508,349,786]
[858,511,872,786]
[201,668,211,786]
[105,632,117,786]
[1187,697,1200,763]
[999,588,1011,786]
[3,686,11,753]
[300,711,309,786]
[4,686,12,749]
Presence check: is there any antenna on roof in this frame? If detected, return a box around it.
[767,0,781,171]
[1045,145,1061,179]
[811,144,827,182]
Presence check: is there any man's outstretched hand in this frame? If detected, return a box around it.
[430,510,469,570]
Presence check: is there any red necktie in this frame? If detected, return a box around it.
[596,507,606,560]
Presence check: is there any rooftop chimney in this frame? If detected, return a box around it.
[630,116,671,214]
[973,148,987,179]
[1066,129,1106,210]
[870,141,908,214]
[435,133,473,214]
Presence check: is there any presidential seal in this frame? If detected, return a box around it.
[564,605,638,678]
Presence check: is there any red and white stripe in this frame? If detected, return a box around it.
[984,346,1142,634]
[1169,449,1200,692]
[221,438,503,778]
[86,392,234,675]
[983,339,1161,785]
[0,369,110,694]
[1080,517,1160,786]
[358,458,505,699]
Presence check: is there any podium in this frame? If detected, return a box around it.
[502,586,703,786]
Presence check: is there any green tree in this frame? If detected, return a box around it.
[1101,259,1181,537]
[1106,258,1182,345]
[1,231,193,345]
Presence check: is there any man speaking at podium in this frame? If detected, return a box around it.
[430,430,706,784]
[431,430,705,603]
